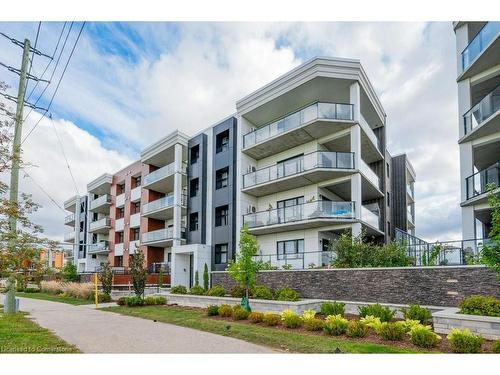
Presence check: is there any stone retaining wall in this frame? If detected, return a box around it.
[212,265,499,307]
[433,308,500,340]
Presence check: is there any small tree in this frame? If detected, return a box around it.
[130,248,147,297]
[99,262,113,297]
[194,270,199,287]
[203,263,209,291]
[481,184,500,277]
[61,262,78,282]
[227,225,260,310]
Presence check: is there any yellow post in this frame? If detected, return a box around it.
[94,273,99,308]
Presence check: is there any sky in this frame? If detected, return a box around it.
[0,22,461,242]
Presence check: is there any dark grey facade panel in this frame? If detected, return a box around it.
[391,154,408,235]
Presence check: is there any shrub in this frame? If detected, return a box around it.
[401,304,433,324]
[203,263,209,291]
[23,287,40,293]
[320,301,345,317]
[207,305,219,316]
[263,313,281,326]
[281,310,302,329]
[94,292,111,303]
[378,322,406,341]
[400,319,424,333]
[125,296,144,307]
[276,287,299,301]
[144,296,167,305]
[458,295,500,317]
[218,304,233,318]
[61,263,78,282]
[230,284,247,298]
[359,315,382,330]
[409,325,440,348]
[492,340,500,353]
[189,285,205,295]
[301,309,317,321]
[252,285,274,300]
[358,304,396,322]
[40,280,63,295]
[346,320,368,338]
[304,318,325,331]
[207,285,225,297]
[323,315,348,336]
[170,285,187,294]
[248,312,264,323]
[117,297,127,306]
[447,328,484,353]
[232,306,250,321]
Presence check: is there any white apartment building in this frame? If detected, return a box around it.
[454,22,500,241]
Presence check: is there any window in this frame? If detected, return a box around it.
[133,176,141,188]
[92,212,99,221]
[190,145,200,164]
[115,256,123,267]
[277,196,304,223]
[277,239,304,260]
[216,130,229,153]
[116,207,125,219]
[387,192,390,207]
[132,228,140,241]
[190,178,199,197]
[116,231,124,244]
[117,182,125,195]
[216,167,229,189]
[80,201,85,213]
[215,205,229,226]
[215,244,228,264]
[189,212,199,231]
[386,162,390,178]
[131,201,141,214]
[92,233,98,243]
[79,221,84,232]
[387,221,391,235]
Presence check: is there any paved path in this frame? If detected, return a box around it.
[0,296,274,353]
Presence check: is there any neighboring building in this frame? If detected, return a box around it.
[63,195,89,273]
[63,57,416,285]
[40,249,64,269]
[454,22,500,241]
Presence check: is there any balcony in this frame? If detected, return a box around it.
[242,102,355,159]
[64,195,78,213]
[360,159,381,191]
[142,194,187,220]
[131,186,141,202]
[116,193,125,208]
[242,151,355,197]
[407,207,415,227]
[143,162,187,193]
[465,162,500,202]
[89,194,111,213]
[64,213,75,226]
[115,243,124,256]
[460,22,500,78]
[115,217,124,231]
[406,184,415,202]
[64,231,75,242]
[89,217,111,234]
[243,200,355,235]
[361,206,381,231]
[129,240,140,254]
[462,84,500,141]
[88,241,109,255]
[142,227,187,247]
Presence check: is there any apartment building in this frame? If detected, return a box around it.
[63,57,416,284]
[454,22,500,241]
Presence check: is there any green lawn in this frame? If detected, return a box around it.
[15,292,94,306]
[103,305,424,353]
[0,311,79,353]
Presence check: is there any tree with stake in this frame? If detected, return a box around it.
[203,263,209,291]
[99,262,113,298]
[227,225,260,312]
[130,247,147,298]
[194,270,199,287]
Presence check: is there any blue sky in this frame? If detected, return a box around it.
[0,22,461,241]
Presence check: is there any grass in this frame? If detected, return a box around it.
[0,311,79,353]
[103,305,423,353]
[15,292,94,306]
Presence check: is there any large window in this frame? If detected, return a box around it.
[190,145,199,164]
[132,228,140,241]
[133,175,141,188]
[190,178,199,197]
[117,182,125,195]
[116,231,124,244]
[277,239,304,260]
[216,130,229,153]
[215,205,229,226]
[277,196,304,223]
[131,201,141,214]
[216,167,229,189]
[116,207,125,219]
[189,212,199,231]
[215,244,228,264]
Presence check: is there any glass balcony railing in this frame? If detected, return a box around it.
[463,84,500,135]
[361,206,380,230]
[64,232,75,242]
[88,241,109,254]
[64,213,75,224]
[466,162,500,200]
[142,227,186,244]
[243,151,355,189]
[407,207,415,224]
[90,194,111,210]
[243,200,355,229]
[406,184,415,199]
[144,162,187,187]
[461,22,500,72]
[89,217,111,231]
[360,159,381,189]
[143,194,187,215]
[243,102,354,148]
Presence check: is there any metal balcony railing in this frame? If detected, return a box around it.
[465,162,500,200]
[463,84,500,135]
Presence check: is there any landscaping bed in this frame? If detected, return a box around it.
[15,291,95,306]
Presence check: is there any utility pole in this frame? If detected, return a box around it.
[9,38,31,235]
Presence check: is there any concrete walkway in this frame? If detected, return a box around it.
[0,295,274,353]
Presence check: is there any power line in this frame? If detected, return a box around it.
[21,168,66,213]
[0,31,53,59]
[25,22,41,95]
[21,22,85,145]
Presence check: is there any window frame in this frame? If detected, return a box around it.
[216,130,229,153]
[276,239,304,260]
[190,178,199,197]
[215,205,229,227]
[215,243,228,264]
[215,167,229,189]
[189,212,199,231]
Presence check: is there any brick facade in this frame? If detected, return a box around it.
[211,265,500,307]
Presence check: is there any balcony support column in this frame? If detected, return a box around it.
[173,143,183,247]
[459,142,473,202]
[350,81,360,122]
